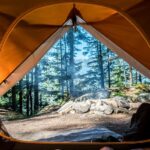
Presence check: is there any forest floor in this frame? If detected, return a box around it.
[3,112,132,141]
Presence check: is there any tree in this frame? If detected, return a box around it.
[129,66,133,87]
[11,86,17,111]
[97,42,105,89]
[34,65,39,113]
[19,80,23,114]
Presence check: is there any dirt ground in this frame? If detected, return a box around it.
[3,112,131,141]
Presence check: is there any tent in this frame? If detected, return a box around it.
[0,0,150,149]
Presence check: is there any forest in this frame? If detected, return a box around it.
[0,26,150,117]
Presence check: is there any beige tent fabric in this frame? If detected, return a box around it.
[0,0,150,95]
[82,24,150,79]
[0,25,70,96]
[88,14,150,71]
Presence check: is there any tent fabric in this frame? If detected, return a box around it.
[0,133,150,150]
[82,24,150,79]
[0,0,150,95]
[0,24,70,95]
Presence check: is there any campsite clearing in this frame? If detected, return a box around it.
[4,113,131,141]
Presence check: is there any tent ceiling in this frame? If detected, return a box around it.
[0,0,150,95]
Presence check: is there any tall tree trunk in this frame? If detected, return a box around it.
[107,49,111,88]
[135,71,138,84]
[129,66,133,87]
[34,65,39,113]
[68,28,75,96]
[123,62,127,87]
[29,71,34,115]
[98,42,105,89]
[139,73,143,83]
[11,86,17,111]
[64,35,69,95]
[39,94,42,108]
[60,39,64,97]
[29,89,32,116]
[19,80,23,114]
[26,75,30,116]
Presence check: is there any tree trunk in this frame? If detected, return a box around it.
[64,35,69,95]
[26,75,30,116]
[107,49,111,88]
[29,71,34,115]
[139,73,143,83]
[98,42,105,89]
[60,39,64,97]
[11,86,17,111]
[19,80,23,114]
[129,66,133,87]
[135,71,138,84]
[34,65,39,113]
[68,28,75,96]
[123,62,127,87]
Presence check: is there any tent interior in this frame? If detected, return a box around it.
[0,0,150,149]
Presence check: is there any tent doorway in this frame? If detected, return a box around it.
[1,26,150,142]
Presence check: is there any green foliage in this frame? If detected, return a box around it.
[6,112,25,120]
[110,87,126,97]
[0,97,9,108]
[135,83,150,92]
[1,26,150,120]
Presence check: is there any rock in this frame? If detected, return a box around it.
[103,105,114,115]
[112,96,130,109]
[117,100,130,109]
[96,105,106,112]
[90,103,96,111]
[91,100,113,115]
[114,107,129,114]
[93,101,104,111]
[137,93,150,102]
[129,102,142,111]
[69,110,76,114]
[57,101,74,114]
[72,102,91,113]
[105,99,118,108]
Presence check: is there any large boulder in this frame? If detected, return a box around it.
[72,102,91,113]
[103,105,114,115]
[90,101,113,115]
[57,101,74,114]
[105,99,118,108]
[90,101,103,111]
